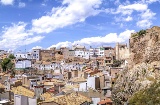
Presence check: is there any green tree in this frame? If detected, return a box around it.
[112,60,123,67]
[0,58,14,72]
[129,81,160,105]
[8,54,16,59]
[8,54,15,59]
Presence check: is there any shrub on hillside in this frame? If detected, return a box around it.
[129,81,160,105]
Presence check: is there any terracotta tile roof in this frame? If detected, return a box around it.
[42,61,52,65]
[93,72,104,77]
[69,77,86,83]
[65,84,79,89]
[44,92,91,105]
[43,82,54,86]
[22,84,29,87]
[40,92,53,100]
[61,88,73,93]
[46,95,67,104]
[51,79,63,83]
[98,98,112,104]
[11,86,35,98]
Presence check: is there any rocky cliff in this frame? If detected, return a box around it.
[129,26,160,68]
[112,26,160,105]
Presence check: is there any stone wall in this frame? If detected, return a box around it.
[115,43,130,60]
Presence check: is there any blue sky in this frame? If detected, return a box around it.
[0,0,159,51]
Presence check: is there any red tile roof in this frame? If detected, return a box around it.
[98,98,112,104]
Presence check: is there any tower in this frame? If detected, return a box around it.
[115,42,119,60]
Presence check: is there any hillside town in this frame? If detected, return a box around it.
[0,26,160,105]
[0,39,130,105]
[0,0,160,104]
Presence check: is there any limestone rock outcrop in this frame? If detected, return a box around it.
[129,26,160,68]
[112,26,160,105]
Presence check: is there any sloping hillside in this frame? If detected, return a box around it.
[112,26,160,105]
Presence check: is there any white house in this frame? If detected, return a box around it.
[14,52,32,60]
[31,49,40,61]
[77,76,100,91]
[34,62,62,71]
[12,86,37,105]
[15,59,31,69]
[89,47,104,57]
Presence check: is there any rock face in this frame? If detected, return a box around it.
[129,26,160,68]
[112,26,160,105]
[112,63,160,105]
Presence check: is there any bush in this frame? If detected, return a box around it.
[131,30,146,38]
[129,81,160,105]
[112,60,124,67]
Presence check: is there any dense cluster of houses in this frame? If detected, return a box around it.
[0,43,130,105]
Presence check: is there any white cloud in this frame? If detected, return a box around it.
[32,46,43,49]
[18,2,26,8]
[49,41,72,49]
[119,3,148,11]
[0,0,14,5]
[41,3,46,6]
[140,9,156,20]
[0,22,44,50]
[31,0,102,34]
[137,9,156,28]
[110,1,157,28]
[49,30,135,48]
[73,30,135,45]
[112,3,148,15]
[115,16,133,22]
[125,16,133,21]
[141,0,160,4]
[136,19,152,28]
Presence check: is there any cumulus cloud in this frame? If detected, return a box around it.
[18,2,26,8]
[125,16,133,21]
[136,9,156,28]
[115,16,133,22]
[112,3,148,15]
[140,9,156,19]
[110,0,157,28]
[32,46,43,49]
[31,0,102,34]
[49,30,135,48]
[0,22,44,50]
[0,0,14,5]
[49,41,72,49]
